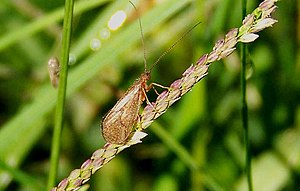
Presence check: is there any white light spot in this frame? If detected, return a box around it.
[99,28,111,40]
[68,53,76,65]
[90,38,102,51]
[108,10,127,31]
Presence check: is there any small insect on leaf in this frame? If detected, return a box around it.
[48,57,60,88]
[101,72,151,144]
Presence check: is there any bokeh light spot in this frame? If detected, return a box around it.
[108,10,127,31]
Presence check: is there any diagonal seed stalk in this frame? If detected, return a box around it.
[51,0,279,190]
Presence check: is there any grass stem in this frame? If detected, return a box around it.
[47,0,74,189]
[151,123,227,191]
[241,0,253,190]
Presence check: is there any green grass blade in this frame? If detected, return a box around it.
[0,0,110,52]
[0,159,44,191]
[240,0,253,190]
[151,122,227,191]
[47,0,74,188]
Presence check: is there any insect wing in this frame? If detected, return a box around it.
[101,82,143,144]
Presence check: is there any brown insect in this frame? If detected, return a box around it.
[48,57,60,88]
[101,71,151,144]
[101,3,201,144]
[101,2,153,144]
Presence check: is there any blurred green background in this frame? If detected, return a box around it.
[0,0,299,190]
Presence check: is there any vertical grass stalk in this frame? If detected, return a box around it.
[47,0,75,189]
[241,0,253,190]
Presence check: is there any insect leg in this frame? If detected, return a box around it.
[141,87,153,106]
[148,82,170,95]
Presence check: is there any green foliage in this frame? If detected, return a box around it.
[0,0,298,190]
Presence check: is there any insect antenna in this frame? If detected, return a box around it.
[129,1,201,74]
[129,1,148,73]
[149,21,202,73]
